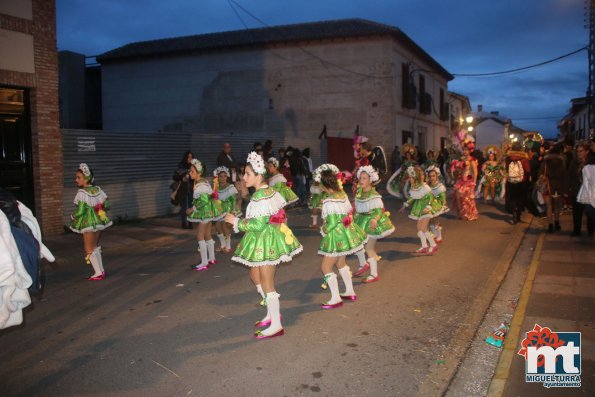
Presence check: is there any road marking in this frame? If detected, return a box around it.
[486,232,545,397]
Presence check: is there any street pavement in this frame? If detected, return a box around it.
[0,197,592,396]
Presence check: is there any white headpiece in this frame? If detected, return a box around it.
[313,163,340,183]
[247,151,266,175]
[190,159,204,174]
[425,165,441,176]
[267,157,280,169]
[406,166,416,177]
[213,166,230,177]
[79,163,91,177]
[356,165,379,182]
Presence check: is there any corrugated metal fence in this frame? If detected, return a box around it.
[62,129,327,226]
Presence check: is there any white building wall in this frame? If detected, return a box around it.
[475,119,506,149]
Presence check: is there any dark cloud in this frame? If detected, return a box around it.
[56,0,588,137]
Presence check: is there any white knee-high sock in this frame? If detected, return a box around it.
[94,246,104,273]
[88,252,102,276]
[206,239,216,261]
[324,273,341,304]
[355,250,367,268]
[256,284,265,298]
[338,266,355,296]
[424,231,436,247]
[261,292,282,335]
[216,233,226,248]
[311,214,318,225]
[368,257,378,277]
[225,235,231,249]
[417,231,428,248]
[198,240,208,265]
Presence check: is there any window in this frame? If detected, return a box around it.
[401,63,416,109]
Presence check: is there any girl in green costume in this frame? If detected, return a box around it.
[186,159,224,271]
[399,166,439,255]
[213,166,239,253]
[267,157,299,206]
[70,163,112,280]
[224,152,302,339]
[315,164,367,309]
[426,165,449,244]
[352,165,395,283]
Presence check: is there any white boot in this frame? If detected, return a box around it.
[88,252,103,279]
[416,231,428,253]
[322,273,342,306]
[425,231,438,254]
[216,233,226,250]
[94,246,105,274]
[338,266,355,297]
[206,239,216,264]
[225,235,232,250]
[256,292,283,338]
[311,214,318,226]
[193,240,208,270]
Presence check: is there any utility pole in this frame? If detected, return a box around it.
[588,0,595,138]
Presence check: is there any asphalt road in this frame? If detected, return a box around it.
[0,198,525,397]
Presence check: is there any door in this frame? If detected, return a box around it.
[0,87,34,210]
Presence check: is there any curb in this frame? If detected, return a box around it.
[486,232,545,396]
[416,216,532,397]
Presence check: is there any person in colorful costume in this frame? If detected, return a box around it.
[70,163,112,280]
[352,166,395,283]
[426,165,449,244]
[387,143,418,199]
[266,157,299,206]
[399,166,440,255]
[213,166,239,253]
[224,152,302,339]
[186,159,224,271]
[477,145,506,203]
[315,164,367,309]
[309,181,325,228]
[450,141,479,221]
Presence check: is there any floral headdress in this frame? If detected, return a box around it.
[213,166,230,177]
[313,163,340,183]
[190,159,204,174]
[246,151,266,175]
[356,165,379,183]
[401,143,417,158]
[425,165,441,176]
[78,163,94,183]
[267,157,280,169]
[483,145,501,161]
[406,166,416,177]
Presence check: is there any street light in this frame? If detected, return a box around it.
[465,115,474,124]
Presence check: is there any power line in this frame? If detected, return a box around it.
[452,46,588,77]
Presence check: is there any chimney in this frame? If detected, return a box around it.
[477,104,483,112]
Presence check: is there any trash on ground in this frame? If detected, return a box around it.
[486,321,510,348]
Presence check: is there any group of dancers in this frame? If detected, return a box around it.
[69,145,455,338]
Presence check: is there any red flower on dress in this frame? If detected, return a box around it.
[268,209,287,224]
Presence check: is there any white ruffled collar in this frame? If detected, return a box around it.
[409,183,431,199]
[322,194,352,218]
[74,187,107,206]
[245,187,286,219]
[430,183,446,195]
[218,184,238,200]
[269,173,287,185]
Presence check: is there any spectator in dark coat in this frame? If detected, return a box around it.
[539,143,566,232]
[173,150,194,229]
[216,143,238,181]
[505,142,531,224]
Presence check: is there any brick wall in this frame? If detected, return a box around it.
[0,0,63,235]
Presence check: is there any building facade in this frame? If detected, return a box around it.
[96,19,453,171]
[0,0,63,235]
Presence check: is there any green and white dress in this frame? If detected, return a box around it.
[404,183,438,220]
[232,186,302,266]
[187,179,224,223]
[218,182,241,216]
[309,184,324,209]
[70,186,113,233]
[319,191,367,256]
[269,172,298,205]
[353,187,395,239]
[429,182,449,216]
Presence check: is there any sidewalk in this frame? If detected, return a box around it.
[489,213,595,396]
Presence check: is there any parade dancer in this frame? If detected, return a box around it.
[387,143,418,199]
[399,166,439,255]
[426,165,449,244]
[476,145,506,203]
[267,157,299,206]
[187,159,224,271]
[450,140,479,221]
[70,163,112,280]
[352,166,395,283]
[213,166,238,253]
[224,152,302,339]
[315,164,367,308]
